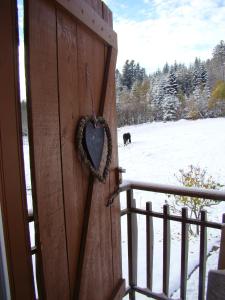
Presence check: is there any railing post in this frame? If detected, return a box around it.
[198,210,207,300]
[127,189,138,300]
[218,224,225,270]
[222,213,225,224]
[180,207,189,300]
[146,201,154,290]
[163,204,170,296]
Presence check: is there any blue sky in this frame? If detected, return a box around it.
[104,0,225,73]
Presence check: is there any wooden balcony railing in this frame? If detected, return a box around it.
[118,180,225,300]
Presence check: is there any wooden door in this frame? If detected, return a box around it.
[25,0,123,299]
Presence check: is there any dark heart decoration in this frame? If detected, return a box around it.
[77,116,112,183]
[84,121,104,170]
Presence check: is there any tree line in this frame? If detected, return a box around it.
[116,40,225,127]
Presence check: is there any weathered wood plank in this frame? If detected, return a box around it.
[84,0,102,17]
[25,0,70,298]
[75,21,114,300]
[0,1,35,298]
[102,2,113,28]
[56,9,83,294]
[110,278,126,300]
[105,45,123,290]
[56,0,117,48]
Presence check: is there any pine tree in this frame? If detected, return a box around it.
[162,95,180,121]
[212,40,225,81]
[121,60,146,89]
[200,64,208,87]
[193,85,210,118]
[164,72,178,95]
[192,67,202,89]
[163,62,169,74]
[121,60,135,89]
[151,76,166,121]
[162,71,180,120]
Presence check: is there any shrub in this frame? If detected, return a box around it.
[169,165,224,235]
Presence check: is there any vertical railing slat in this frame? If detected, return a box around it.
[198,210,207,300]
[163,204,170,296]
[218,214,225,270]
[146,202,154,290]
[180,207,189,300]
[222,213,225,224]
[218,224,225,270]
[127,189,138,300]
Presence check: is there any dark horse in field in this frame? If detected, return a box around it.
[123,133,131,146]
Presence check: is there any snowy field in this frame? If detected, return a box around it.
[23,117,225,299]
[117,118,225,299]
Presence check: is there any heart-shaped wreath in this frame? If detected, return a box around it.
[77,115,112,183]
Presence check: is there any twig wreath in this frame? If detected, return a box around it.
[77,115,112,183]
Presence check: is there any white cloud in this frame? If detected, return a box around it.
[114,0,225,73]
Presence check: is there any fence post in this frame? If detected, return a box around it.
[218,224,225,270]
[146,201,154,290]
[127,189,138,300]
[180,207,189,300]
[163,204,170,296]
[198,210,207,300]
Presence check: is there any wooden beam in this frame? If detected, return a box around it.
[56,0,117,48]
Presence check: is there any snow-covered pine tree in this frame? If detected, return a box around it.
[191,62,210,117]
[212,40,225,81]
[192,67,202,90]
[164,71,178,95]
[200,64,208,88]
[151,76,165,121]
[162,71,180,121]
[162,94,180,121]
[193,84,210,118]
[121,60,136,89]
[134,63,146,82]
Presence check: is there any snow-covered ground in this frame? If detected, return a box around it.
[117,118,225,299]
[23,117,225,299]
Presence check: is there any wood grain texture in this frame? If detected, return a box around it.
[26,0,122,299]
[25,0,70,298]
[84,0,102,17]
[103,46,123,288]
[102,2,113,28]
[0,1,35,299]
[110,279,126,300]
[76,21,114,300]
[56,9,82,295]
[56,0,117,48]
[57,5,120,299]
